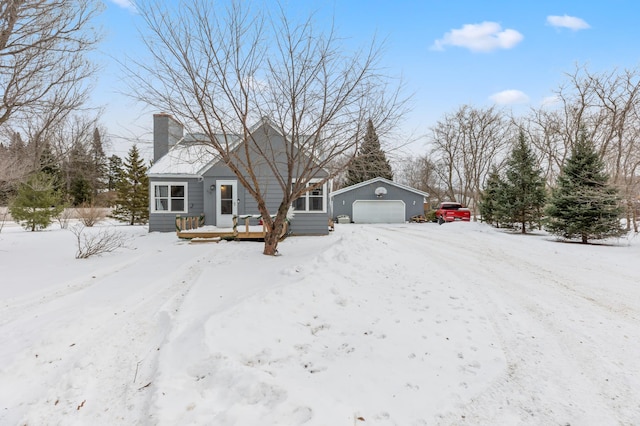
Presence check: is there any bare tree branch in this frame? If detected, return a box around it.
[0,0,102,129]
[125,0,406,254]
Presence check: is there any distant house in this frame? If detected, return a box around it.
[330,177,429,223]
[147,114,330,235]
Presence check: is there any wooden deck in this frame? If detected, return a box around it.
[175,214,288,241]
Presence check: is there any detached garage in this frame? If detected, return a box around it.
[331,177,429,224]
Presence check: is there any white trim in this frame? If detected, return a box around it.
[292,179,327,213]
[148,173,202,178]
[216,179,238,227]
[330,177,429,198]
[151,181,189,214]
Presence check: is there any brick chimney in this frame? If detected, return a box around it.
[153,113,184,162]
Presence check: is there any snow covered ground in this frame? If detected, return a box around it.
[1,219,639,425]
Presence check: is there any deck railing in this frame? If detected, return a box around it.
[233,214,288,239]
[175,214,205,232]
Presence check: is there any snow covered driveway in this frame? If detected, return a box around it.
[374,224,640,425]
[1,221,638,425]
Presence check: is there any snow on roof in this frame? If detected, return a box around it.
[148,133,238,177]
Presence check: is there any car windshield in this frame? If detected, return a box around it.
[442,204,461,210]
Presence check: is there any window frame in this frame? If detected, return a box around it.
[151,182,188,214]
[292,179,327,213]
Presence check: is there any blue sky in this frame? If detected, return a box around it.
[94,0,640,159]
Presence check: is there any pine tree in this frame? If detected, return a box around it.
[70,176,92,205]
[545,131,624,243]
[9,172,63,231]
[501,131,547,233]
[38,143,63,192]
[111,145,149,225]
[107,155,124,192]
[479,166,506,227]
[65,141,95,205]
[90,127,107,200]
[344,119,393,186]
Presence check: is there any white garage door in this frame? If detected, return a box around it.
[352,200,406,223]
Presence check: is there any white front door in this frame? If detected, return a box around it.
[216,180,237,228]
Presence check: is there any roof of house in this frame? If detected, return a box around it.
[330,177,430,198]
[148,118,329,178]
[147,133,236,177]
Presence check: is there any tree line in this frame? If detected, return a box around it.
[2,127,150,230]
[397,65,640,235]
[1,1,636,247]
[0,0,150,231]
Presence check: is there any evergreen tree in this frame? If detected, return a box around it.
[90,127,107,200]
[545,131,624,243]
[70,176,92,205]
[344,119,393,186]
[10,132,26,155]
[479,166,506,227]
[39,143,63,192]
[107,155,123,191]
[501,131,547,233]
[9,172,63,231]
[111,145,149,225]
[65,141,94,205]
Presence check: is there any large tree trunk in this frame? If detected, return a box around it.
[259,203,289,256]
[263,228,281,255]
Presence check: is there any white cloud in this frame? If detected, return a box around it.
[489,90,530,105]
[431,22,523,52]
[547,15,590,31]
[110,0,136,12]
[541,95,560,107]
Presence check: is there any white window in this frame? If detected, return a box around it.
[292,180,326,213]
[152,182,188,213]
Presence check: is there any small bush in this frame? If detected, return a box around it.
[424,210,436,222]
[76,203,107,227]
[70,224,129,259]
[57,207,74,229]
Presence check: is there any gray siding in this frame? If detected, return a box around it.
[290,212,330,235]
[149,121,330,235]
[332,182,426,222]
[149,177,203,232]
[203,122,329,235]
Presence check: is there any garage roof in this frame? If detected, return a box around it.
[330,177,429,198]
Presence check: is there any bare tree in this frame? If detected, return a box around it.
[126,1,405,255]
[524,64,640,231]
[428,105,512,217]
[517,109,567,187]
[0,0,101,129]
[396,154,442,202]
[0,130,31,201]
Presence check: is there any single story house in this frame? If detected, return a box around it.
[330,177,429,223]
[147,113,330,235]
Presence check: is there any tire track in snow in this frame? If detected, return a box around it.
[0,243,222,426]
[0,252,148,328]
[373,224,640,425]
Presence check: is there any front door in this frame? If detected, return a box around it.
[216,180,237,228]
